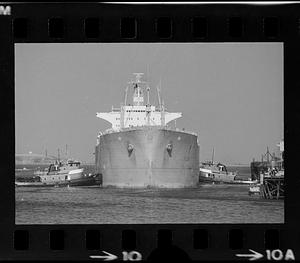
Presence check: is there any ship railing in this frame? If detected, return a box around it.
[101,126,198,136]
[173,127,198,136]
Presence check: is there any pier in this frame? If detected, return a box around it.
[249,176,284,199]
[249,140,284,199]
[259,176,284,199]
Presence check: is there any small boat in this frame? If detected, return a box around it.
[16,159,101,187]
[199,162,258,185]
[199,161,238,184]
[38,159,83,184]
[199,147,257,185]
[249,184,261,195]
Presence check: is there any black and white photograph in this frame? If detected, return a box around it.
[15,43,284,224]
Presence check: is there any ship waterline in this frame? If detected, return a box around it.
[96,127,199,188]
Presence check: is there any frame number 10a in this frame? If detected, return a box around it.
[236,249,295,261]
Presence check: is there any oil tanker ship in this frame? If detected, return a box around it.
[95,73,199,188]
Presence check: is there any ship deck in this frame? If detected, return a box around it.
[102,125,198,137]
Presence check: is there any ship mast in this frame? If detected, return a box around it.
[57,148,60,162]
[65,144,68,159]
[146,85,151,126]
[146,65,150,105]
[157,80,165,127]
[147,86,150,105]
[121,86,128,129]
[161,99,165,127]
[157,80,162,111]
[124,86,128,106]
[132,73,145,106]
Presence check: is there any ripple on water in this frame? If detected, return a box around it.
[15,185,284,224]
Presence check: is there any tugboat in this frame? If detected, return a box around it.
[38,159,83,184]
[199,161,238,183]
[15,159,100,187]
[199,149,257,184]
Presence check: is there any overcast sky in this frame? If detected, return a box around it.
[15,43,283,164]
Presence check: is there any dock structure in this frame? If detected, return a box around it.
[259,176,284,199]
[249,175,284,199]
[250,146,283,181]
[249,140,284,199]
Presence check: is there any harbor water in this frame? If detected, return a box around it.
[15,165,284,224]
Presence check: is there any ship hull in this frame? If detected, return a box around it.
[95,128,199,188]
[15,176,99,187]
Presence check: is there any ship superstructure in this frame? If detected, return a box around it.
[96,73,182,131]
[95,73,199,188]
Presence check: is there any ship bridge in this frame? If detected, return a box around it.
[96,73,182,130]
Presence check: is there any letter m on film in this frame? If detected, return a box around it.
[0,6,11,15]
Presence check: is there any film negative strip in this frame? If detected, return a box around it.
[0,1,299,261]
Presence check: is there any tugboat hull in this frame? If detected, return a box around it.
[15,175,100,187]
[95,128,199,188]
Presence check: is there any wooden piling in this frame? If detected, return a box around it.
[259,176,284,199]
